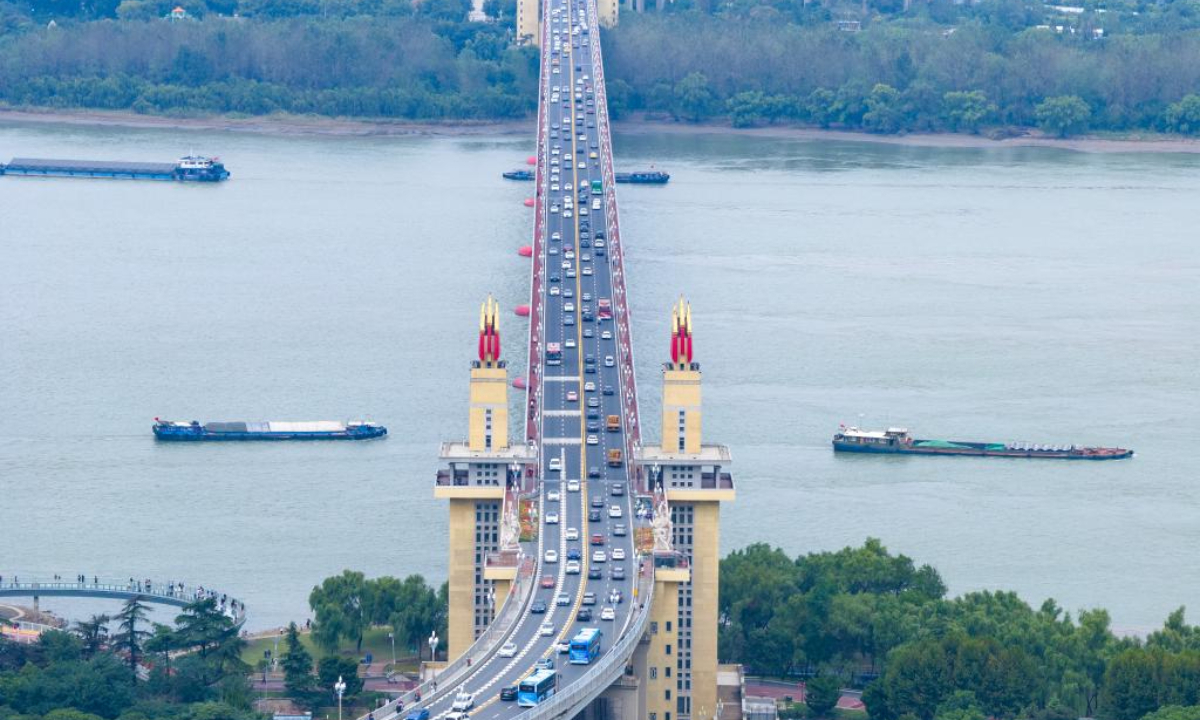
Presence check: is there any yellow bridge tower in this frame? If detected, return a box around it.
[435,296,535,660]
[637,297,735,720]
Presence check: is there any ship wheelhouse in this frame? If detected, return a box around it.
[835,427,912,448]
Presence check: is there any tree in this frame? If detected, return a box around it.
[1165,95,1200,135]
[1035,96,1091,138]
[1142,707,1200,720]
[806,675,841,718]
[728,90,769,128]
[310,570,373,652]
[674,72,716,122]
[1101,648,1162,720]
[934,691,986,720]
[72,615,111,659]
[171,599,250,702]
[384,575,447,654]
[863,83,905,134]
[942,91,994,134]
[111,596,151,679]
[281,622,319,706]
[316,656,363,700]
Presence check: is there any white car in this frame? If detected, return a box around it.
[550,204,560,213]
[563,209,573,218]
[566,526,580,540]
[548,490,561,502]
[451,691,474,712]
[551,183,560,191]
[601,330,612,340]
[545,549,559,563]
[555,592,571,606]
[550,286,561,296]
[566,560,581,574]
[584,381,596,392]
[539,622,555,636]
[545,512,560,525]
[564,183,573,191]
[557,640,571,653]
[564,249,575,259]
[592,550,607,563]
[612,547,626,561]
[549,458,563,472]
[564,302,575,312]
[499,641,518,658]
[565,338,577,349]
[592,199,601,210]
[604,355,615,367]
[551,231,561,241]
[600,606,615,621]
[582,266,592,276]
[567,480,581,493]
[609,505,622,518]
[587,435,599,445]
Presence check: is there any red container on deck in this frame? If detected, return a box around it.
[519,246,533,257]
[515,305,531,317]
[524,198,535,207]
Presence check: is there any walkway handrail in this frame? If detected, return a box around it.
[524,563,655,720]
[0,576,246,622]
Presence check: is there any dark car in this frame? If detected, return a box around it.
[589,509,602,522]
[588,466,600,478]
[603,386,614,396]
[613,523,627,536]
[577,608,593,622]
[531,600,548,614]
[611,566,626,580]
[567,547,582,560]
[588,567,602,580]
[591,495,604,508]
[587,409,600,420]
[549,274,560,283]
[500,686,518,702]
[587,421,600,432]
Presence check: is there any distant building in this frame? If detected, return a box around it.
[168,6,187,20]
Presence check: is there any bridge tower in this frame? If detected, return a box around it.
[517,0,539,46]
[436,296,536,661]
[637,297,735,720]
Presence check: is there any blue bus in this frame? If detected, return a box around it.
[569,628,603,664]
[517,668,557,707]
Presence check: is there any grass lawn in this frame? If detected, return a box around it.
[242,626,425,671]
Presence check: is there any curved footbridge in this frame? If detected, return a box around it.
[0,577,246,623]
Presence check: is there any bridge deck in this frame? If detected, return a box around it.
[365,0,650,717]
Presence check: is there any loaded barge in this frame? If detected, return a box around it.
[615,171,669,184]
[832,427,1132,460]
[153,419,386,441]
[2,155,229,182]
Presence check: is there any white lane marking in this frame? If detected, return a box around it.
[543,437,582,445]
[544,410,581,418]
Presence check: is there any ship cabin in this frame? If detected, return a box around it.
[835,426,912,448]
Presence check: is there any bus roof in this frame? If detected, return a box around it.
[571,627,601,643]
[522,668,556,685]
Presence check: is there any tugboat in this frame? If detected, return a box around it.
[615,171,669,184]
[502,169,536,180]
[153,419,386,441]
[832,426,1132,460]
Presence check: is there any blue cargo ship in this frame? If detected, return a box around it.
[153,419,386,441]
[2,155,229,182]
[615,171,669,184]
[832,426,1132,460]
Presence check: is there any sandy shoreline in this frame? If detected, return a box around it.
[3,107,1200,154]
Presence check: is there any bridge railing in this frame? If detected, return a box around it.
[524,0,553,455]
[365,556,536,720]
[582,3,644,491]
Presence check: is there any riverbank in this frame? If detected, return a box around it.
[3,107,1200,154]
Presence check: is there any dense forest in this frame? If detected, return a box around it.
[721,540,1200,720]
[3,0,1200,135]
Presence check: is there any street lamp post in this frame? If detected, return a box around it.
[428,630,439,663]
[334,675,346,720]
[388,631,396,667]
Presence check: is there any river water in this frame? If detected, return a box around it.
[1,121,1197,634]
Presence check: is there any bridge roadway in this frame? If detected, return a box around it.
[366,0,645,718]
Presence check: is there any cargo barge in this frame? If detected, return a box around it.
[615,171,669,184]
[153,419,386,441]
[2,155,229,182]
[832,426,1132,460]
[502,169,536,180]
